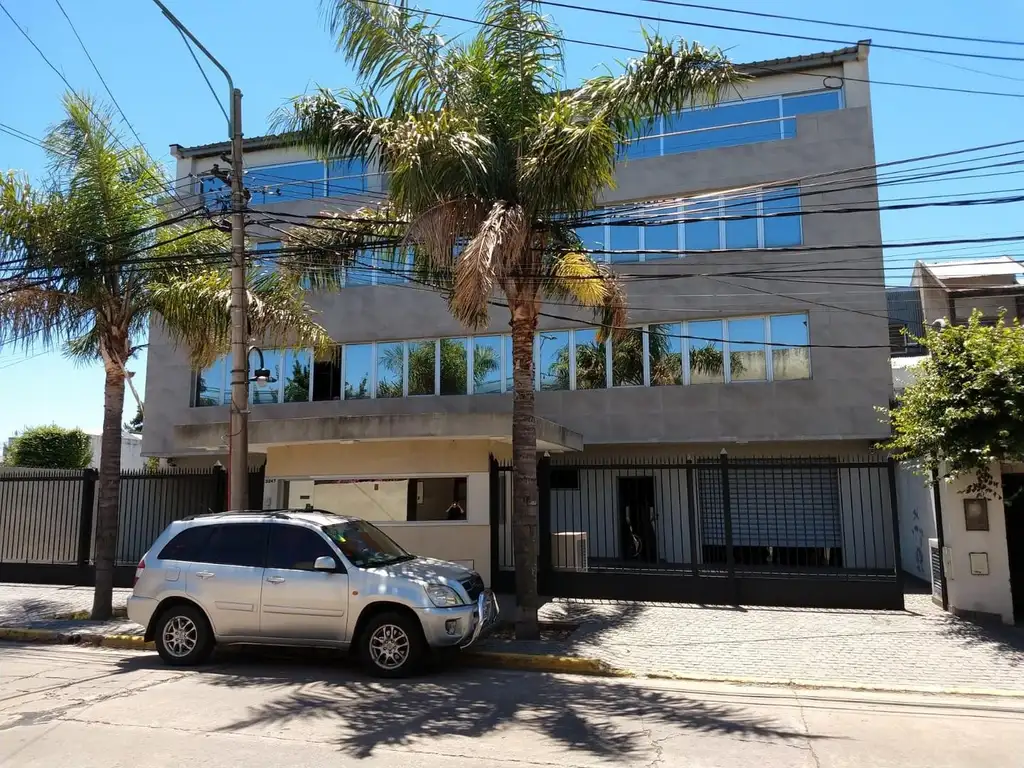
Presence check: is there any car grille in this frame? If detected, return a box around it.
[460,573,485,602]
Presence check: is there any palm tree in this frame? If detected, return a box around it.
[0,93,333,619]
[276,0,740,637]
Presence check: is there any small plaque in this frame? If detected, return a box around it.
[964,498,989,531]
[969,552,990,576]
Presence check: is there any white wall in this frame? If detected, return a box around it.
[895,461,937,581]
[88,433,145,471]
[939,463,1015,624]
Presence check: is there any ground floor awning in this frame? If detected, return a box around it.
[173,412,583,455]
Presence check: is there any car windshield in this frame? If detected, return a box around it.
[321,520,414,568]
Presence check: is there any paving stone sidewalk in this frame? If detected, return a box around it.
[4,582,1023,693]
[482,592,1024,692]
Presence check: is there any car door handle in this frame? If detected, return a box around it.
[194,571,215,580]
[265,576,285,584]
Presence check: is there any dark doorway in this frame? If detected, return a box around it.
[618,477,658,563]
[1003,474,1024,624]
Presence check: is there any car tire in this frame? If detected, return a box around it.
[154,604,214,667]
[359,611,425,678]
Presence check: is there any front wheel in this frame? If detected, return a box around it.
[154,604,213,666]
[359,611,425,678]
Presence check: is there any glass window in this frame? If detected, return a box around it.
[619,118,660,161]
[612,328,645,386]
[649,323,683,386]
[537,331,570,391]
[684,199,720,253]
[376,247,409,285]
[344,344,373,400]
[689,320,725,385]
[252,240,279,278]
[246,161,326,202]
[664,98,780,154]
[199,523,267,568]
[282,349,311,403]
[321,520,410,568]
[771,314,811,380]
[643,213,678,261]
[504,334,514,392]
[728,317,767,382]
[195,357,227,407]
[724,195,759,250]
[782,90,842,138]
[346,249,375,286]
[327,157,368,195]
[251,349,282,405]
[762,187,803,247]
[575,221,605,256]
[265,525,339,571]
[440,338,468,396]
[407,340,436,395]
[573,328,606,390]
[472,335,503,394]
[609,225,640,264]
[200,175,229,211]
[158,526,213,562]
[376,342,405,398]
[312,348,342,401]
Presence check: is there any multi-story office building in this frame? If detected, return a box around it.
[143,42,893,586]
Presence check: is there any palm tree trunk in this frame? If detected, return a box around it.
[510,304,540,640]
[91,364,126,620]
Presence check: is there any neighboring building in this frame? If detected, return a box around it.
[888,257,1024,623]
[2,430,144,471]
[144,42,896,597]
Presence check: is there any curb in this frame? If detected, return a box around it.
[465,650,630,677]
[52,608,128,621]
[0,626,152,651]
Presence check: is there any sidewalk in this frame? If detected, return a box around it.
[3,582,1023,694]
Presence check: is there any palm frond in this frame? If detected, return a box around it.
[273,87,391,168]
[406,198,487,271]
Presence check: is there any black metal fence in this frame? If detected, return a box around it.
[0,465,264,587]
[491,453,903,610]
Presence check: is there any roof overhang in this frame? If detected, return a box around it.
[173,412,583,454]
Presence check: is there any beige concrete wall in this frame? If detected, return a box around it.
[265,439,495,477]
[939,463,1015,624]
[375,523,491,584]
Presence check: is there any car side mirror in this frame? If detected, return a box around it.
[313,556,336,572]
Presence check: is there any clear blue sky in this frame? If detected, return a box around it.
[2,0,1023,440]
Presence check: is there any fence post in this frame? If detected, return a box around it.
[887,457,905,598]
[76,468,98,578]
[537,454,552,594]
[488,454,500,587]
[212,465,227,512]
[720,450,737,603]
[685,459,698,576]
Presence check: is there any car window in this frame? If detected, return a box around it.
[198,523,267,568]
[158,526,213,562]
[321,520,412,568]
[266,524,340,571]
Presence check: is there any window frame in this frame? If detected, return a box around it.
[264,523,344,572]
[196,522,269,568]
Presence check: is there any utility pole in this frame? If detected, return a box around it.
[152,0,248,509]
[228,88,249,511]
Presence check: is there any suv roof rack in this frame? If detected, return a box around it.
[181,509,292,522]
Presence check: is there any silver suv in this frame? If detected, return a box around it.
[127,509,498,677]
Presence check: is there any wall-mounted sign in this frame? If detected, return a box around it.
[964,498,989,531]
[969,551,990,576]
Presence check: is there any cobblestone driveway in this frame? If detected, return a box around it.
[0,583,131,625]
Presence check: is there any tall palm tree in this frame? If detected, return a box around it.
[0,93,333,619]
[276,0,740,637]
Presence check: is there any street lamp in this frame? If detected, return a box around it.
[248,345,276,385]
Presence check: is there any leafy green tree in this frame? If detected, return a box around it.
[283,358,311,402]
[4,425,93,469]
[886,310,1024,495]
[124,404,144,433]
[0,93,333,619]
[276,0,740,636]
[376,339,500,397]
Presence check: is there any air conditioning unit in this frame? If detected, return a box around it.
[552,532,589,572]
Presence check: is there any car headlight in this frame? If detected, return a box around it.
[425,584,464,608]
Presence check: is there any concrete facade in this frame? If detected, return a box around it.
[143,44,890,466]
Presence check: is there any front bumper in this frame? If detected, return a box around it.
[417,590,499,649]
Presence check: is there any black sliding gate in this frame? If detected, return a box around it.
[491,454,904,610]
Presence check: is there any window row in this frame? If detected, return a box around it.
[193,314,810,406]
[201,158,371,209]
[575,187,802,263]
[250,240,413,286]
[621,89,843,161]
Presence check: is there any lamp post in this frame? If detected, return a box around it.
[152,0,249,509]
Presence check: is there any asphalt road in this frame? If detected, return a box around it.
[2,643,1023,767]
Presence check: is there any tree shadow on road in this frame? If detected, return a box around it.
[178,653,825,761]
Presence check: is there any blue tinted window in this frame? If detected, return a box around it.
[684,199,720,252]
[537,331,570,391]
[572,329,606,390]
[200,176,229,211]
[664,98,780,154]
[770,314,811,380]
[619,118,660,161]
[253,240,278,278]
[344,344,373,399]
[643,217,678,261]
[328,158,368,196]
[724,196,758,250]
[763,187,803,247]
[376,247,409,285]
[346,249,375,286]
[576,221,604,256]
[246,162,325,203]
[473,336,503,394]
[504,334,513,392]
[609,225,640,264]
[251,349,282,404]
[196,357,227,407]
[782,90,842,138]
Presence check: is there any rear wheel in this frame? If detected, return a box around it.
[154,604,213,666]
[359,611,425,678]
